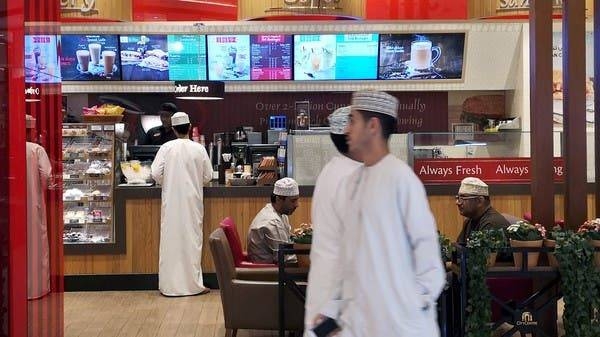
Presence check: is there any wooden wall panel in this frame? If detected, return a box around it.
[238,0,364,20]
[61,0,132,21]
[64,193,597,276]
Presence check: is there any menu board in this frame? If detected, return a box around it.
[378,33,465,80]
[250,34,292,80]
[207,35,250,81]
[60,34,121,81]
[294,34,379,80]
[120,35,169,81]
[168,35,207,81]
[25,35,61,83]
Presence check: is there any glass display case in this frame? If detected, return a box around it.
[62,123,115,249]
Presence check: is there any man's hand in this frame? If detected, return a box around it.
[312,314,341,337]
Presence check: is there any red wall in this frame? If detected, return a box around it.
[132,0,237,21]
[366,0,467,20]
[130,0,467,22]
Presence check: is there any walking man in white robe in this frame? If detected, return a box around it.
[151,111,213,296]
[26,115,52,300]
[318,91,445,336]
[304,106,362,334]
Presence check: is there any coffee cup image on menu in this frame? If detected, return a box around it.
[409,37,441,70]
[102,50,116,76]
[76,50,90,72]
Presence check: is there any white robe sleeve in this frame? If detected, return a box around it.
[400,175,446,309]
[201,149,213,185]
[151,146,167,186]
[36,146,52,187]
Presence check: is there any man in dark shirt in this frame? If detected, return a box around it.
[456,177,510,244]
[144,102,178,145]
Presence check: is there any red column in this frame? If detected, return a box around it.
[366,0,467,20]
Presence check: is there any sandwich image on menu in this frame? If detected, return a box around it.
[60,34,121,81]
[120,35,169,81]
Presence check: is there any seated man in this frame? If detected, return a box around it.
[247,177,299,264]
[456,177,510,244]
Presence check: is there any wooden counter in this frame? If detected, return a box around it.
[64,184,597,277]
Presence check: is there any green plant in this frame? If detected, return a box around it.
[506,221,546,241]
[465,229,507,337]
[547,223,567,241]
[554,231,600,337]
[290,223,312,244]
[438,232,454,262]
[577,218,600,240]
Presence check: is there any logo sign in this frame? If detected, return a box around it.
[413,157,564,184]
[60,0,96,13]
[25,87,40,96]
[514,311,538,333]
[497,0,562,11]
[174,81,224,100]
[283,0,341,8]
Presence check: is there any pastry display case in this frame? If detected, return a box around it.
[62,123,118,253]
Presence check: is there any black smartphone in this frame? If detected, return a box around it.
[312,317,340,337]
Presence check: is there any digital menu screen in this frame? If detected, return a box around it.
[168,35,207,81]
[207,35,250,81]
[378,33,465,80]
[25,35,61,83]
[250,34,292,80]
[120,35,169,81]
[60,34,121,81]
[294,34,378,80]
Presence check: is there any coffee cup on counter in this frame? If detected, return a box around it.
[410,38,441,70]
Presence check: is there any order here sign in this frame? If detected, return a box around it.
[413,157,565,184]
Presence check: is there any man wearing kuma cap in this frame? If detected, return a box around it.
[317,91,445,337]
[456,177,510,244]
[247,177,300,264]
[151,111,213,297]
[304,106,362,335]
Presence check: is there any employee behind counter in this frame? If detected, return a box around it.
[143,102,178,145]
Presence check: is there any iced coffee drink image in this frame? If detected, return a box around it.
[102,50,116,77]
[89,43,101,65]
[76,50,90,72]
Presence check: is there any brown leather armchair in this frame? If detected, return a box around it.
[209,228,305,337]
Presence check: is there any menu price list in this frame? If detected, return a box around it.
[168,35,207,81]
[250,35,292,81]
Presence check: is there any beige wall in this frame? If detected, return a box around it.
[238,0,364,20]
[61,0,132,22]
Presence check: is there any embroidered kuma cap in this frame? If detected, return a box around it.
[328,106,351,135]
[351,90,399,119]
[273,177,299,197]
[458,177,489,196]
[171,112,190,126]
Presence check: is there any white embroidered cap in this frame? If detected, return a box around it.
[351,90,399,119]
[273,177,299,197]
[458,177,489,196]
[327,106,351,135]
[171,112,190,126]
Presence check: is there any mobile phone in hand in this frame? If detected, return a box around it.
[312,317,340,337]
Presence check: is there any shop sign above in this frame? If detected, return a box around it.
[174,81,224,100]
[283,0,341,8]
[61,0,96,14]
[497,0,562,11]
[413,157,565,184]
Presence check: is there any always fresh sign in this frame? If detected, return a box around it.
[414,157,564,184]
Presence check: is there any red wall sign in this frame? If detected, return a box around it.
[414,157,565,184]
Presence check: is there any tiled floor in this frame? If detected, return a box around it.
[64,290,564,337]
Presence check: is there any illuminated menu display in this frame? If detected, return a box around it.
[25,35,61,83]
[207,35,250,81]
[168,35,207,81]
[250,34,292,80]
[60,34,121,81]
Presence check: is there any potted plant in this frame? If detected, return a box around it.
[291,223,312,267]
[438,232,454,267]
[577,218,600,267]
[506,220,546,268]
[465,229,506,337]
[544,223,566,267]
